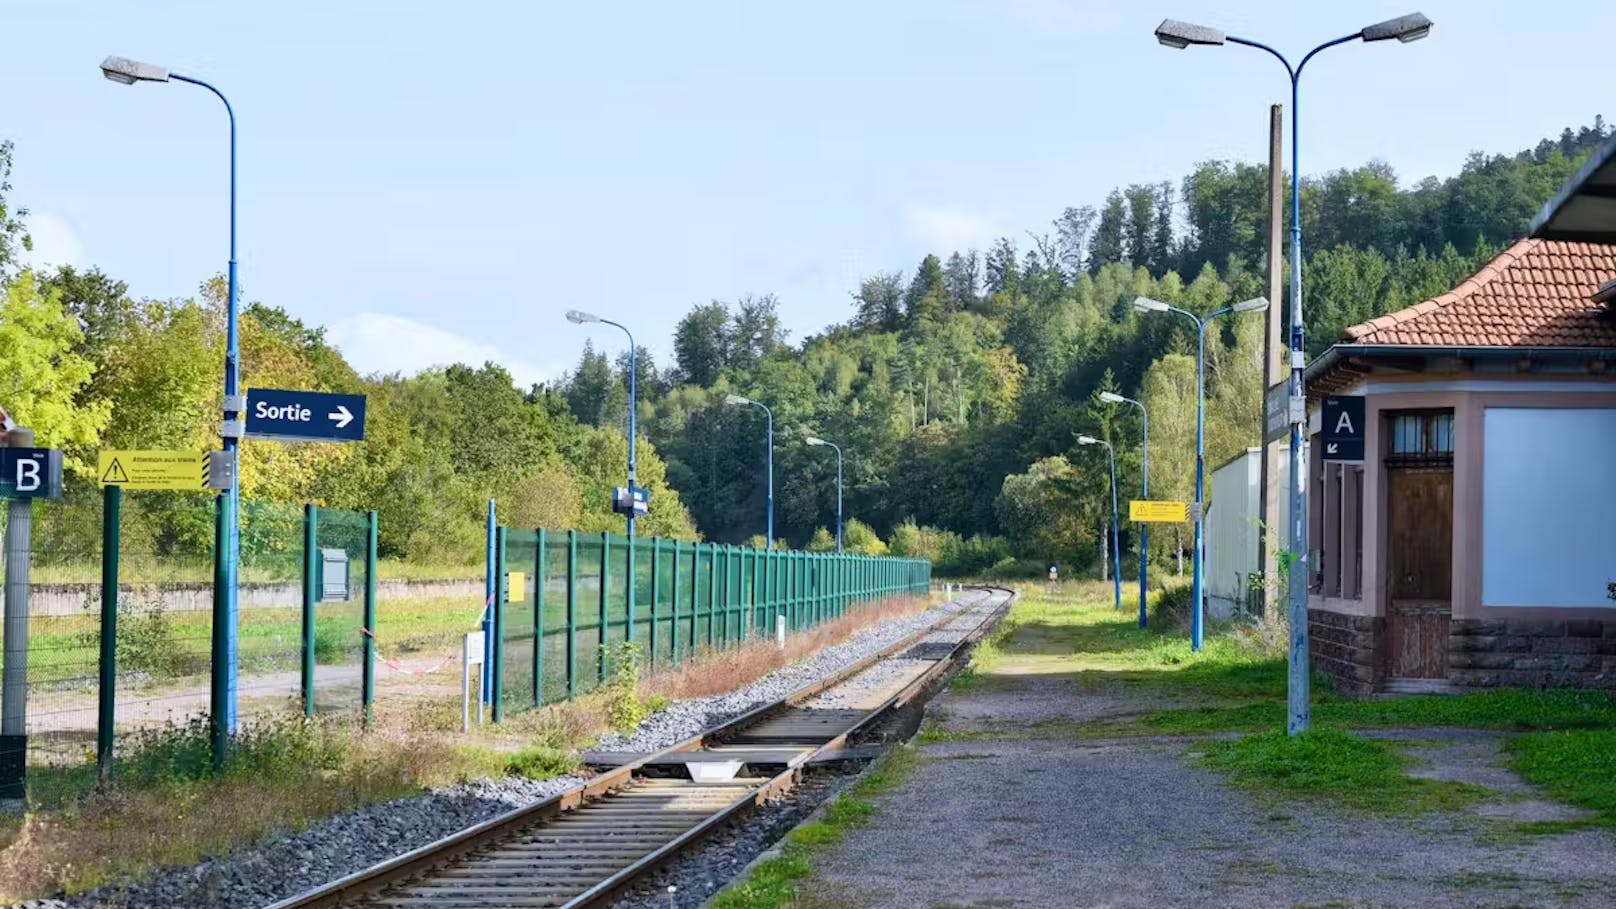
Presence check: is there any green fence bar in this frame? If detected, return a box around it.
[671,540,682,664]
[301,503,317,718]
[688,541,699,654]
[533,528,546,708]
[649,539,661,667]
[363,510,379,725]
[598,531,611,682]
[626,532,637,651]
[97,485,121,783]
[492,525,507,723]
[566,530,578,700]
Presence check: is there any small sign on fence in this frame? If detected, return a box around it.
[97,449,211,492]
[1130,499,1189,523]
[507,571,527,603]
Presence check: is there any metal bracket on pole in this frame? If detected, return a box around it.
[220,420,245,439]
[221,394,246,413]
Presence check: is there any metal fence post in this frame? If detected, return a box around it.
[598,531,611,683]
[718,545,729,646]
[97,485,121,783]
[688,541,698,655]
[706,543,718,648]
[492,525,506,723]
[363,510,379,725]
[649,538,661,666]
[670,540,682,665]
[301,504,317,718]
[624,533,636,652]
[533,528,546,708]
[566,530,577,701]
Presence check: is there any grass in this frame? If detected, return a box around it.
[1199,727,1486,815]
[709,746,919,909]
[1507,728,1616,829]
[944,585,1616,825]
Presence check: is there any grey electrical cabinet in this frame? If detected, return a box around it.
[320,548,351,602]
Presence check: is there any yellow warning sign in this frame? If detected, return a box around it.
[98,450,211,491]
[1129,499,1189,523]
[507,571,527,603]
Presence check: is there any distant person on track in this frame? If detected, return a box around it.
[1047,564,1059,594]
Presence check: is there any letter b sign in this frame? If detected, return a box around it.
[0,448,64,500]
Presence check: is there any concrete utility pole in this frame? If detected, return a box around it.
[2,424,34,812]
[1259,104,1284,614]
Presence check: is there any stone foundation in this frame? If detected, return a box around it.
[1308,609,1383,696]
[1449,619,1616,690]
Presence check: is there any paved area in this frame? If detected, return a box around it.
[805,604,1616,908]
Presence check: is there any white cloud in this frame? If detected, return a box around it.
[326,312,555,388]
[22,212,86,271]
[902,204,1001,254]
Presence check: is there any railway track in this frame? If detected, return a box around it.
[265,586,1012,909]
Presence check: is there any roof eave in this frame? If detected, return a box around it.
[1305,343,1616,386]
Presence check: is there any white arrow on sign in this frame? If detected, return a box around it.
[329,405,354,428]
[1326,442,1340,454]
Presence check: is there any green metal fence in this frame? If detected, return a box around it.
[489,527,931,716]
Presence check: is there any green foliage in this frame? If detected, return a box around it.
[504,746,581,780]
[1508,729,1616,829]
[1200,728,1484,815]
[1147,581,1193,630]
[0,271,111,469]
[603,641,649,733]
[841,518,887,556]
[76,597,205,680]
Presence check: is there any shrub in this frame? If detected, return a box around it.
[504,746,580,780]
[1148,581,1194,630]
[312,624,350,664]
[78,597,206,680]
[604,642,649,732]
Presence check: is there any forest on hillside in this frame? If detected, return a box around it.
[0,119,1607,576]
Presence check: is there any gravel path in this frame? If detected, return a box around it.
[15,592,985,909]
[807,622,1616,907]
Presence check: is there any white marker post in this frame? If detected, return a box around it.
[463,630,487,732]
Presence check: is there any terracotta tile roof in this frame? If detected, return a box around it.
[1341,238,1616,348]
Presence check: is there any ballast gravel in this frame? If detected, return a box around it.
[44,775,583,909]
[594,596,977,754]
[21,592,986,909]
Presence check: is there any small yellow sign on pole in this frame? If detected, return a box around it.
[1129,499,1190,523]
[98,450,211,491]
[507,571,527,603]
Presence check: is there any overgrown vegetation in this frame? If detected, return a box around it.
[1199,728,1484,815]
[1507,729,1616,830]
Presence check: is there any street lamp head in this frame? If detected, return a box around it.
[1361,12,1432,43]
[100,55,170,84]
[1076,435,1101,446]
[565,309,601,324]
[1132,296,1170,313]
[1232,296,1270,314]
[724,393,753,407]
[1099,391,1126,405]
[805,436,826,446]
[1154,19,1226,49]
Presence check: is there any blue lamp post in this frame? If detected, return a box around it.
[567,310,640,638]
[805,436,843,553]
[1133,296,1269,651]
[725,394,774,548]
[1077,435,1122,613]
[1100,391,1150,628]
[1154,11,1430,728]
[102,56,241,761]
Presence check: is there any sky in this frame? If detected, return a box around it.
[3,0,1611,387]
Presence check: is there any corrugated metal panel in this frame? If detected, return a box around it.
[1205,447,1294,614]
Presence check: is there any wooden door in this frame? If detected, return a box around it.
[1386,466,1453,679]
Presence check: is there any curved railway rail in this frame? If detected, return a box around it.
[265,586,1013,909]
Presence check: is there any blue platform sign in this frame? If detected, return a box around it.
[0,448,65,499]
[245,388,366,443]
[1321,395,1365,462]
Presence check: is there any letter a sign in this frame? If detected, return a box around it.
[1321,395,1365,462]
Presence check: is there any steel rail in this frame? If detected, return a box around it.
[266,586,1012,909]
